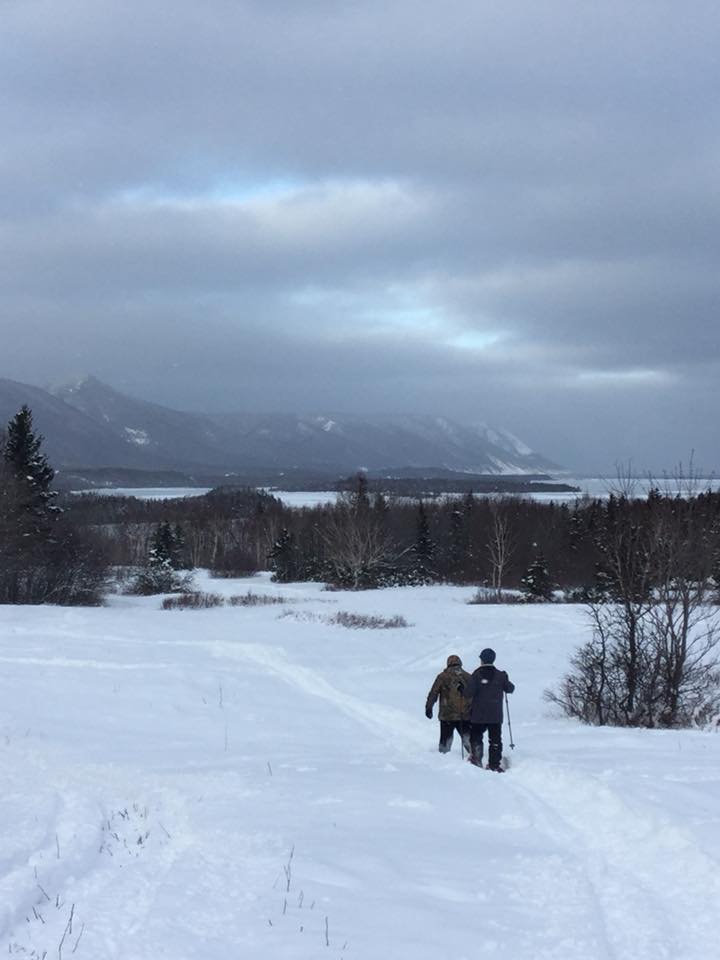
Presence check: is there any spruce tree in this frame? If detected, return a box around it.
[519,549,554,602]
[149,521,185,570]
[350,472,370,516]
[268,528,298,582]
[131,523,191,594]
[462,491,476,571]
[411,501,435,584]
[373,491,389,520]
[3,406,58,525]
[446,507,466,582]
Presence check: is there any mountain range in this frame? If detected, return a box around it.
[0,376,562,478]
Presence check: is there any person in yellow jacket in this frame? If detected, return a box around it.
[425,654,472,753]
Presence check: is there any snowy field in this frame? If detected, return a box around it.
[1,576,719,960]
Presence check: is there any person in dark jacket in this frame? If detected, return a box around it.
[425,655,472,754]
[463,647,515,771]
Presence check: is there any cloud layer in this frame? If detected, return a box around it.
[1,0,719,472]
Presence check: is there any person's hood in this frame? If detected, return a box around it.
[446,654,462,668]
[477,664,497,676]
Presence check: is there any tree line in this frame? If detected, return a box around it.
[5,408,720,605]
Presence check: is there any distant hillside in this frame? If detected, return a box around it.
[0,378,147,468]
[0,375,563,476]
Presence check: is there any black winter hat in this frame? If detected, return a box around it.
[479,647,496,664]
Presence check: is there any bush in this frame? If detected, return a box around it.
[329,611,409,629]
[0,513,110,606]
[229,591,288,606]
[277,610,321,623]
[467,588,524,605]
[126,563,193,596]
[546,600,720,728]
[162,592,224,610]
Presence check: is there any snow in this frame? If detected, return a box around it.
[315,417,341,434]
[71,487,213,499]
[1,577,718,959]
[263,490,337,507]
[500,430,533,457]
[483,426,534,458]
[122,427,152,446]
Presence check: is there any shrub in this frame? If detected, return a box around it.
[162,592,224,610]
[126,562,193,596]
[467,588,524,605]
[277,610,321,623]
[229,591,289,606]
[329,611,409,629]
[546,600,720,728]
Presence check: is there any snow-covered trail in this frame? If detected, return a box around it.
[0,575,718,959]
[214,632,720,960]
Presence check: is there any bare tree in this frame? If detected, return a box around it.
[607,460,639,499]
[548,493,720,728]
[644,499,720,726]
[486,497,515,597]
[322,501,404,589]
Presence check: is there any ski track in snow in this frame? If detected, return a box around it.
[220,641,430,756]
[512,762,720,960]
[210,639,720,960]
[0,746,193,958]
[0,655,174,671]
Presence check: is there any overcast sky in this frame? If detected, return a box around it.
[1,0,718,473]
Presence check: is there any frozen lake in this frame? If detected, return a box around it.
[72,477,719,507]
[72,486,213,500]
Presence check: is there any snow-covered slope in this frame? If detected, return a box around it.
[55,377,560,474]
[1,577,718,959]
[0,378,149,468]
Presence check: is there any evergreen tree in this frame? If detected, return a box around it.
[411,501,435,584]
[131,522,191,594]
[373,491,389,520]
[148,521,185,570]
[3,406,58,526]
[349,471,370,516]
[268,527,298,582]
[1,409,109,605]
[519,549,554,602]
[461,491,476,571]
[446,507,466,582]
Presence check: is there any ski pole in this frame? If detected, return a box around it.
[505,692,515,750]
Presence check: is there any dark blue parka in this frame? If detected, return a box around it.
[463,665,515,724]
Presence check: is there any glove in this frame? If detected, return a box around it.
[425,707,433,719]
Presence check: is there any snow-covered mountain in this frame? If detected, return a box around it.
[0,376,561,474]
[0,377,150,468]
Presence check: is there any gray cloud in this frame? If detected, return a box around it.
[1,0,719,473]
